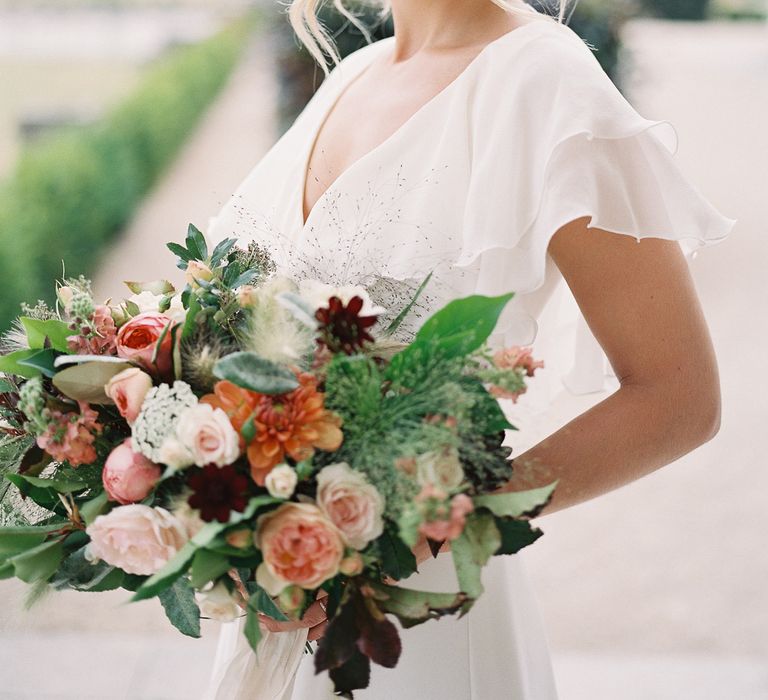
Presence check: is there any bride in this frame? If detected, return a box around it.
[205,0,735,697]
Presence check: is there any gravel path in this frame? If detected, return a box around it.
[1,18,766,700]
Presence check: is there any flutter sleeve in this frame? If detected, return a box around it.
[456,25,737,296]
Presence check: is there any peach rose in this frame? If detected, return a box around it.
[103,439,161,504]
[86,504,187,576]
[255,502,344,595]
[175,403,240,467]
[316,463,384,550]
[105,367,153,424]
[116,311,175,377]
[418,492,474,543]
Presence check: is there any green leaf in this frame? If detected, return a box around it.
[167,242,193,263]
[158,576,201,638]
[210,238,237,267]
[79,491,109,526]
[450,512,501,609]
[124,280,175,296]
[213,352,298,395]
[11,473,88,495]
[181,294,201,340]
[190,549,231,589]
[52,360,132,403]
[6,473,66,509]
[369,581,467,629]
[132,496,277,601]
[7,539,64,583]
[0,561,14,579]
[19,317,72,353]
[52,546,123,592]
[0,525,58,557]
[125,300,142,317]
[460,376,514,433]
[240,413,256,444]
[186,223,208,261]
[0,349,44,379]
[384,271,433,337]
[494,518,544,556]
[18,348,60,378]
[414,293,514,359]
[377,527,417,581]
[276,292,318,328]
[252,584,289,621]
[150,319,175,368]
[472,482,557,519]
[244,597,262,651]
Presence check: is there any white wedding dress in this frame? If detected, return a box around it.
[203,10,735,699]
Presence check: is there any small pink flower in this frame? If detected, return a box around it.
[492,346,544,376]
[67,305,118,355]
[255,502,345,595]
[104,367,153,424]
[86,504,187,576]
[37,402,102,467]
[418,490,474,542]
[116,311,176,378]
[103,439,161,505]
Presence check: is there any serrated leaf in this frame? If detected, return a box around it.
[472,482,557,519]
[450,512,501,609]
[213,352,298,395]
[368,582,467,628]
[494,518,544,555]
[52,360,132,403]
[19,317,72,353]
[158,577,201,638]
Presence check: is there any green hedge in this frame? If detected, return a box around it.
[0,15,254,328]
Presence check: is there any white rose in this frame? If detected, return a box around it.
[157,436,195,472]
[316,462,385,550]
[198,582,240,622]
[298,279,386,316]
[176,403,241,467]
[127,291,186,323]
[265,464,298,499]
[416,447,465,492]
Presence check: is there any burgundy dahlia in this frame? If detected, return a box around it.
[315,295,378,355]
[187,464,250,523]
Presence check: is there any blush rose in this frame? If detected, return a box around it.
[316,462,384,550]
[104,367,153,424]
[103,439,161,504]
[255,502,344,596]
[175,403,241,467]
[86,504,187,576]
[116,311,175,377]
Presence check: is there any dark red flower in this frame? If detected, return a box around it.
[315,295,378,355]
[187,464,250,523]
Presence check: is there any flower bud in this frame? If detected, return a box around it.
[278,585,306,617]
[339,552,364,577]
[225,527,252,549]
[184,260,213,289]
[237,285,257,308]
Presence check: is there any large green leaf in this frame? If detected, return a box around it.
[377,527,417,581]
[52,360,132,403]
[244,596,262,652]
[213,352,298,395]
[494,518,544,555]
[450,512,501,610]
[472,482,557,519]
[7,539,65,583]
[52,546,123,592]
[413,293,514,359]
[0,525,59,558]
[158,576,201,638]
[185,223,208,261]
[19,317,72,353]
[251,584,288,621]
[18,348,59,378]
[190,549,231,589]
[79,491,109,526]
[0,349,45,379]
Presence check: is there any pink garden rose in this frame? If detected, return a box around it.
[103,440,161,504]
[316,462,384,550]
[104,367,153,424]
[116,311,175,377]
[86,504,187,576]
[255,502,345,596]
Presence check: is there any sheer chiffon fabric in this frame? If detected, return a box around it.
[203,11,735,699]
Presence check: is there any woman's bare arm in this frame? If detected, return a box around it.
[500,216,722,514]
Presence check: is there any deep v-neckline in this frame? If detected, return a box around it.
[297,16,551,230]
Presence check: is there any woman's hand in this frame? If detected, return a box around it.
[259,590,329,642]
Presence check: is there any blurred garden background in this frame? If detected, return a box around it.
[0,0,766,698]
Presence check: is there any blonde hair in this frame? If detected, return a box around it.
[288,1,571,73]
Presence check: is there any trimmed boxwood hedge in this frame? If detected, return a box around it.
[0,14,254,327]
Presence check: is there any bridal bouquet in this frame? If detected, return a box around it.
[0,225,552,697]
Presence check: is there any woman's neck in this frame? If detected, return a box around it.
[388,0,526,60]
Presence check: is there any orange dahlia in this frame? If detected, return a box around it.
[201,373,343,486]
